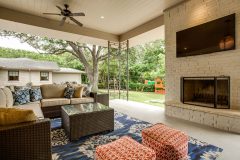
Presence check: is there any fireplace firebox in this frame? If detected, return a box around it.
[181,76,230,109]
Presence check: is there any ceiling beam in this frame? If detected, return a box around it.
[163,0,189,12]
[119,15,164,42]
[0,6,118,42]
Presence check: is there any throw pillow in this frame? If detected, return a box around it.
[73,86,84,98]
[30,87,42,102]
[0,108,36,125]
[82,84,92,97]
[13,89,30,105]
[64,87,75,99]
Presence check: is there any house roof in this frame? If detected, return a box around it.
[54,68,85,74]
[0,58,59,71]
[0,58,85,73]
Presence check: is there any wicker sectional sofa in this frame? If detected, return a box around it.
[0,84,95,118]
[0,84,97,160]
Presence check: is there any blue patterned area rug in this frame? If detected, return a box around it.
[51,112,223,160]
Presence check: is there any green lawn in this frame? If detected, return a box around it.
[99,89,165,107]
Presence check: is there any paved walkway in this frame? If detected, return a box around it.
[110,99,240,160]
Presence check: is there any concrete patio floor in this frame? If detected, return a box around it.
[110,99,240,160]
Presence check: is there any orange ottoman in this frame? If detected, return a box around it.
[142,124,188,160]
[95,136,156,160]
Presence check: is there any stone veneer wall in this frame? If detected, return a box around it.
[164,0,240,110]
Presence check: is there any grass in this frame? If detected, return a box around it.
[99,89,165,107]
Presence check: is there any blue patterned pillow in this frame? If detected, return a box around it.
[13,89,30,105]
[64,87,74,99]
[30,88,42,102]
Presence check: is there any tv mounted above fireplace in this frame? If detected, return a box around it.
[176,14,235,57]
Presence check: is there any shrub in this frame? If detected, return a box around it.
[129,83,155,92]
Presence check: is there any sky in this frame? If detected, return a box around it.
[0,37,37,52]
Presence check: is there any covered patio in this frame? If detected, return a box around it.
[0,0,240,160]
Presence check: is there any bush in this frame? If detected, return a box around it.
[143,84,155,92]
[98,83,106,89]
[129,83,155,92]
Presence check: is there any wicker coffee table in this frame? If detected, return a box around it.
[61,103,114,141]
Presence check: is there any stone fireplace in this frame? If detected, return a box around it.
[164,0,240,133]
[181,76,230,109]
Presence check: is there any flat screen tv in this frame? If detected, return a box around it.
[176,14,235,57]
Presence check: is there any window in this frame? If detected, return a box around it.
[40,72,49,81]
[8,70,19,81]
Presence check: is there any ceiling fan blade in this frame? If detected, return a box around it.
[56,5,63,12]
[70,17,83,27]
[70,12,85,16]
[60,17,67,26]
[43,13,61,15]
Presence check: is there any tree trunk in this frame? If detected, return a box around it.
[86,68,99,92]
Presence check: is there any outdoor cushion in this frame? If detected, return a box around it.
[40,84,67,99]
[0,108,36,125]
[0,89,7,108]
[15,102,44,119]
[142,123,188,160]
[2,87,14,107]
[73,85,84,98]
[70,97,94,105]
[82,84,92,97]
[30,87,42,102]
[95,136,156,160]
[64,87,75,99]
[41,98,70,107]
[13,88,31,105]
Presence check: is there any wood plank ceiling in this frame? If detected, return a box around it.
[0,0,183,35]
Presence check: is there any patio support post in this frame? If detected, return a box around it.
[127,40,129,101]
[118,42,121,99]
[107,41,110,95]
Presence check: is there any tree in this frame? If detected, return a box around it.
[0,30,109,92]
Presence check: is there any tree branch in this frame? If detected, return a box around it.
[98,53,108,61]
[68,41,92,70]
[96,46,103,58]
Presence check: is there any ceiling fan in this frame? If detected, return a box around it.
[43,4,85,27]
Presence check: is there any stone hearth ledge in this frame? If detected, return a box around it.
[165,101,240,134]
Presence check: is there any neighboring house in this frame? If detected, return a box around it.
[0,58,85,86]
[52,67,85,84]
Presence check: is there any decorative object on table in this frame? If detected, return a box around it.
[95,136,156,160]
[51,112,223,160]
[142,123,188,160]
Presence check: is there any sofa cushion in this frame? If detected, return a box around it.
[13,88,30,105]
[82,84,92,97]
[70,97,94,105]
[41,98,70,107]
[0,108,37,125]
[2,87,14,107]
[40,84,67,99]
[0,89,7,108]
[30,87,42,102]
[15,102,44,119]
[73,86,84,98]
[64,87,75,99]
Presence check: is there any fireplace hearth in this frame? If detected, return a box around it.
[181,76,230,109]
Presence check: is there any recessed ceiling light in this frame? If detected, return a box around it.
[100,16,105,19]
